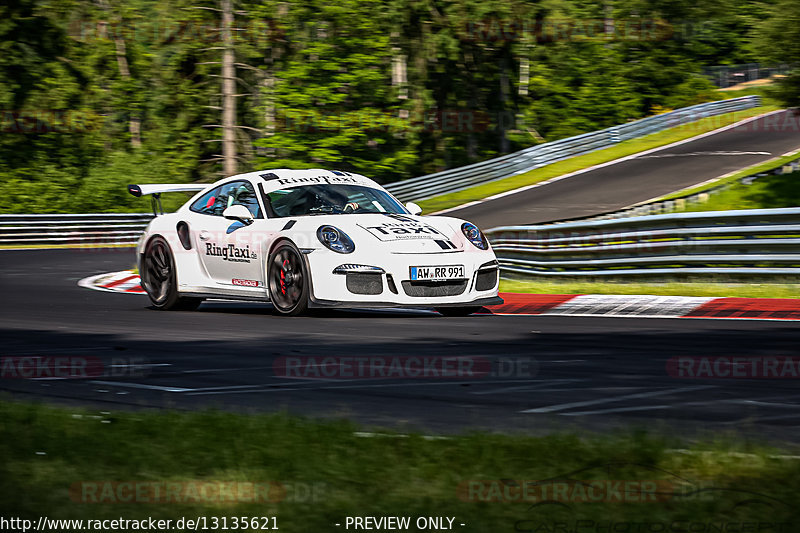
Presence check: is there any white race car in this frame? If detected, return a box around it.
[128,169,502,316]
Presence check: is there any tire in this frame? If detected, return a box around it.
[141,236,202,311]
[267,241,309,316]
[435,306,482,317]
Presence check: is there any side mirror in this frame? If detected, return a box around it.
[223,204,254,225]
[405,202,422,216]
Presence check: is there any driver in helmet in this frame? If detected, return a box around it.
[310,188,358,214]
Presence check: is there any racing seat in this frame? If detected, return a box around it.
[232,184,259,218]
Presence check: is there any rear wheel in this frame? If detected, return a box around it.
[268,241,309,316]
[141,236,202,311]
[435,306,482,317]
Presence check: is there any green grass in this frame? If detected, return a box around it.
[1,400,799,529]
[675,169,800,213]
[500,279,800,299]
[715,80,783,106]
[712,85,781,106]
[658,150,800,202]
[419,105,777,214]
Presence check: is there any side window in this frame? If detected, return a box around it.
[229,181,262,219]
[190,186,225,216]
[190,181,262,218]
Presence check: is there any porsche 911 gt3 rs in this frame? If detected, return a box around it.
[129,169,502,316]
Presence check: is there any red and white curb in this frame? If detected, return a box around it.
[78,270,145,294]
[494,293,714,318]
[78,270,800,320]
[495,293,800,321]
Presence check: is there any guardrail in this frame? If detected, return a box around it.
[0,213,153,246]
[544,154,800,225]
[385,96,761,202]
[4,208,799,282]
[0,95,770,249]
[486,208,800,278]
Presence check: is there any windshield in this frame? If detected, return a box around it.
[264,184,408,217]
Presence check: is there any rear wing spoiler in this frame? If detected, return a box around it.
[127,183,208,215]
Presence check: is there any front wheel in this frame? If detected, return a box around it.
[268,241,309,316]
[435,306,482,317]
[141,236,202,311]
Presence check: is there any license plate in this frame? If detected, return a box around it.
[410,265,465,281]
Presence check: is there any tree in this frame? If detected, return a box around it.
[755,0,800,108]
[252,0,419,182]
[0,0,781,213]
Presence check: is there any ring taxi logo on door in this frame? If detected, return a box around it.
[205,242,257,263]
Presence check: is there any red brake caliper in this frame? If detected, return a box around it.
[279,259,289,295]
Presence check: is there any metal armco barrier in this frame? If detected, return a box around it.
[486,208,800,277]
[546,154,800,225]
[0,213,154,246]
[4,208,800,282]
[0,95,771,249]
[385,96,761,202]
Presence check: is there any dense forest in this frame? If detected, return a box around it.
[0,0,797,213]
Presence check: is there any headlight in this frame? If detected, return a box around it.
[461,222,488,250]
[317,225,355,254]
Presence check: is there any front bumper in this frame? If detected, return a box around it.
[304,247,501,308]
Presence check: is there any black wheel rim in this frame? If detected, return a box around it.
[269,247,304,312]
[143,239,173,304]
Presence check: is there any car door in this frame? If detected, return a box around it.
[189,180,267,288]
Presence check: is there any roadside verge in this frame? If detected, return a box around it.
[424,106,780,215]
[78,270,800,320]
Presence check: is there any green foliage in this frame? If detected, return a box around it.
[681,170,800,212]
[2,400,800,526]
[768,71,800,108]
[0,0,796,213]
[251,0,420,182]
[754,0,800,108]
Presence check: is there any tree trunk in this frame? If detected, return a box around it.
[98,0,141,149]
[499,51,510,154]
[221,0,237,176]
[113,37,141,148]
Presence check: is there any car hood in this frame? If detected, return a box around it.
[301,213,465,254]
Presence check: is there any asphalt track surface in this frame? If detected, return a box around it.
[3,249,800,443]
[452,109,800,228]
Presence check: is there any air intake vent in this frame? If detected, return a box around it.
[176,222,192,250]
[346,273,383,295]
[401,280,468,297]
[475,268,498,291]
